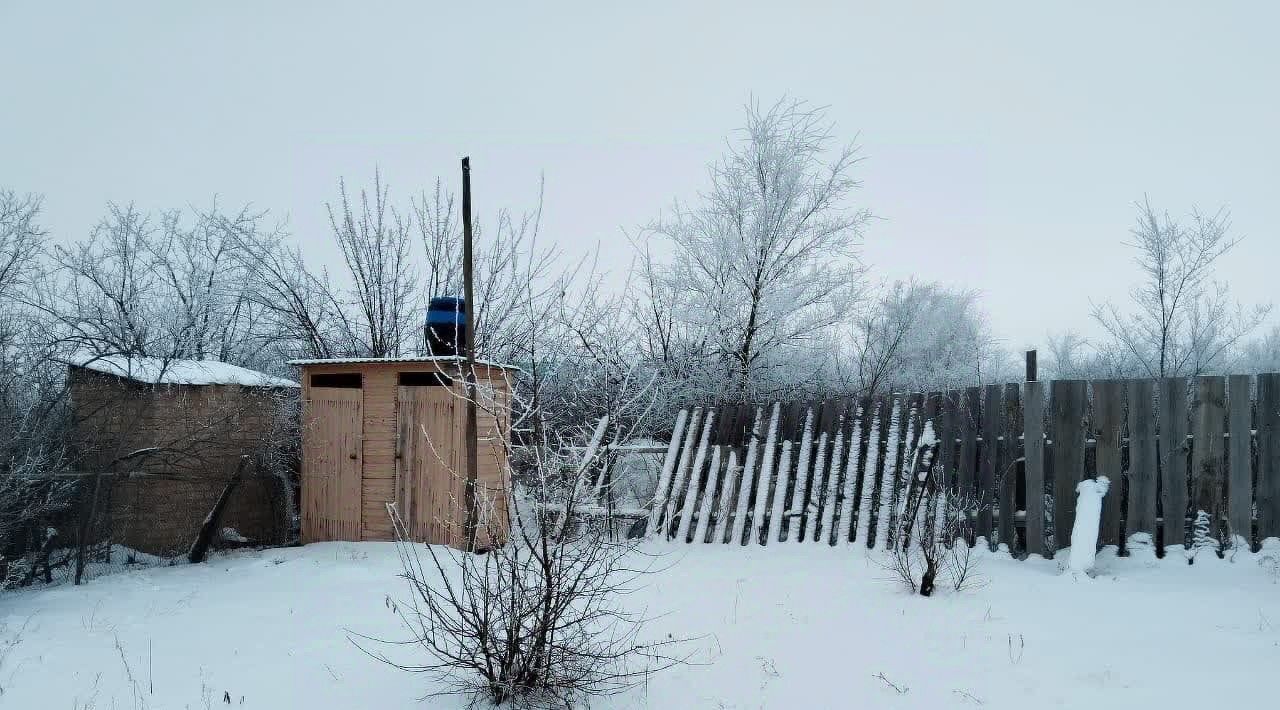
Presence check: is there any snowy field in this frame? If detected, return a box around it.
[3,541,1280,709]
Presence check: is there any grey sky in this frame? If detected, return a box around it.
[3,1,1277,351]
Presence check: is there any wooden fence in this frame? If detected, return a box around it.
[646,374,1280,556]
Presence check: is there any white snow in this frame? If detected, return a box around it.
[286,355,520,371]
[3,541,1280,708]
[70,354,298,388]
[1068,475,1110,576]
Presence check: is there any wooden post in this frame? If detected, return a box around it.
[1025,350,1037,383]
[461,156,481,552]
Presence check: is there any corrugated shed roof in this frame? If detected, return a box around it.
[286,355,521,371]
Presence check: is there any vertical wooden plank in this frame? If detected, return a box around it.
[1227,375,1253,548]
[1050,380,1087,552]
[660,407,703,539]
[787,406,817,542]
[730,407,765,545]
[977,384,1001,544]
[1191,376,1226,552]
[816,401,849,544]
[752,403,782,545]
[808,399,842,543]
[1126,379,1158,545]
[837,401,870,545]
[957,388,981,543]
[1023,381,1046,556]
[1257,373,1280,542]
[693,446,724,544]
[647,409,690,534]
[1091,380,1125,548]
[999,383,1021,552]
[712,447,741,545]
[932,390,961,544]
[675,409,717,542]
[1158,378,1190,551]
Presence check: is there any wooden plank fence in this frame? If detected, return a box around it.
[645,373,1280,556]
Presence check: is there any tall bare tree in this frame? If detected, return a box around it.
[1091,198,1270,378]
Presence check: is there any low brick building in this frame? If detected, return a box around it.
[68,355,299,557]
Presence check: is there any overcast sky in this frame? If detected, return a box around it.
[3,1,1277,351]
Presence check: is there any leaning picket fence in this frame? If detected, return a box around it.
[644,374,1280,557]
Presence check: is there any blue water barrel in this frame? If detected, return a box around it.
[425,296,466,356]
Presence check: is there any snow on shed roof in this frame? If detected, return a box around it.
[70,354,299,388]
[287,355,521,371]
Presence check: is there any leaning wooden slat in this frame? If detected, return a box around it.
[730,407,766,545]
[786,406,817,543]
[675,409,717,542]
[712,449,741,544]
[660,407,703,539]
[900,393,940,550]
[856,397,887,546]
[885,394,920,549]
[1127,379,1159,547]
[752,403,783,545]
[768,441,794,544]
[1190,376,1226,558]
[1227,375,1253,549]
[693,445,724,544]
[818,401,850,544]
[1050,380,1088,553]
[837,401,868,546]
[1092,380,1125,548]
[999,383,1021,552]
[1257,373,1280,542]
[1157,378,1190,552]
[1023,381,1047,557]
[977,384,1001,545]
[648,408,691,535]
[873,396,904,550]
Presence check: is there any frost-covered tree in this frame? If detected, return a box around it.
[1239,325,1280,374]
[1091,198,1270,378]
[844,280,1008,394]
[641,98,872,401]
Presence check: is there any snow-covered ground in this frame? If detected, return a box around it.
[4,541,1280,709]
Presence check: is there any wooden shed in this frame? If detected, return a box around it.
[290,357,515,548]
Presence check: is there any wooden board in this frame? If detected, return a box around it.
[818,402,849,544]
[1126,379,1158,543]
[836,401,867,546]
[1257,374,1280,541]
[675,409,716,542]
[1023,381,1046,556]
[752,404,782,545]
[1091,380,1125,547]
[1050,380,1087,552]
[1191,376,1226,545]
[730,407,765,545]
[998,384,1021,551]
[662,408,703,539]
[301,387,363,543]
[786,405,817,542]
[935,390,961,544]
[712,448,740,544]
[956,388,980,547]
[1157,378,1190,550]
[860,396,892,547]
[1227,375,1253,547]
[648,409,689,534]
[977,385,1000,544]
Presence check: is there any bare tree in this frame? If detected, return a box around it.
[844,281,1007,395]
[1091,198,1270,378]
[641,98,872,401]
[327,172,419,357]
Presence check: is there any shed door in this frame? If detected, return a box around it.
[302,388,363,542]
[397,385,458,545]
